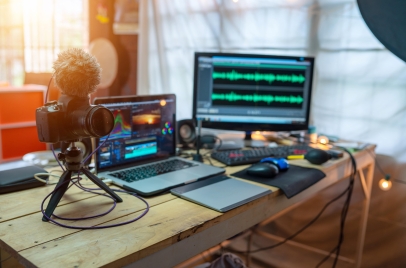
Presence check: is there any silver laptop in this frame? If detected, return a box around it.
[93,94,225,196]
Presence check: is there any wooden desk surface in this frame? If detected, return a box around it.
[0,145,376,268]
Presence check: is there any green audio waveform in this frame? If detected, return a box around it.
[212,70,305,84]
[212,91,303,104]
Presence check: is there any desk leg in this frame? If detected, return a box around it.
[355,162,374,268]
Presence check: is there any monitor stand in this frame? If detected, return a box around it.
[244,132,266,148]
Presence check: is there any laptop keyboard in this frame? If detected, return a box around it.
[109,159,198,183]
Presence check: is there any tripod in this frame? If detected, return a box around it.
[42,142,123,222]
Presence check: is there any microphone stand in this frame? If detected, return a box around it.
[192,118,203,162]
[42,141,123,222]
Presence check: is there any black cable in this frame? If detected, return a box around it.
[45,75,53,103]
[394,179,406,185]
[201,134,223,151]
[212,135,223,151]
[222,147,357,268]
[0,255,12,264]
[178,153,193,159]
[323,147,356,268]
[315,148,355,268]
[364,149,389,179]
[364,149,406,190]
[315,246,339,268]
[202,155,227,168]
[364,149,406,185]
[223,183,351,254]
[203,156,214,166]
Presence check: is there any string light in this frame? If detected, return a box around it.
[379,175,392,191]
[317,135,329,145]
[365,150,394,192]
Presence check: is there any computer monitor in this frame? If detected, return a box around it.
[192,52,315,146]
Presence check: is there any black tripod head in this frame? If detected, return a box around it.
[58,141,84,171]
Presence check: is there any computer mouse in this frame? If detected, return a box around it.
[260,157,289,171]
[246,163,279,178]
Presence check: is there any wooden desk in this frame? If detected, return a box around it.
[0,145,375,268]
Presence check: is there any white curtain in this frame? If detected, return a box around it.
[138,0,406,163]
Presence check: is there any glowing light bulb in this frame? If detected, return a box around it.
[160,99,166,106]
[379,178,392,191]
[318,135,329,145]
[232,0,238,2]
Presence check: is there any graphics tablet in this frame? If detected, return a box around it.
[170,174,271,212]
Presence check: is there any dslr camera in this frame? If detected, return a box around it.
[36,94,114,143]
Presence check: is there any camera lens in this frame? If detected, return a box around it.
[70,105,114,138]
[87,106,114,137]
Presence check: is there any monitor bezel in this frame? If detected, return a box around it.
[192,52,315,132]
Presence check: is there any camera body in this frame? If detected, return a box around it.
[36,94,114,143]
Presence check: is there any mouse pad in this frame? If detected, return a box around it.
[231,165,326,198]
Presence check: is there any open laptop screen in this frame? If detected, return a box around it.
[93,94,176,172]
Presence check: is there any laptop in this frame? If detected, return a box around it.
[93,94,225,196]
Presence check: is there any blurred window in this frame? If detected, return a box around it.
[0,0,88,85]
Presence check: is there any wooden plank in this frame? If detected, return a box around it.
[0,182,93,223]
[0,178,146,223]
[17,198,223,268]
[14,188,278,267]
[0,191,175,253]
[0,171,180,224]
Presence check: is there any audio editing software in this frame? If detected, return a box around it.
[97,99,175,169]
[195,55,313,125]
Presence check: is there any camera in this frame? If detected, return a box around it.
[36,94,114,143]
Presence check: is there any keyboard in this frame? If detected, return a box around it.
[211,145,314,166]
[109,159,197,182]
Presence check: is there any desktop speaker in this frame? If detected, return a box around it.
[60,138,93,167]
[177,119,196,148]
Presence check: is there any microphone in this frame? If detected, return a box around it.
[53,48,101,98]
[36,48,114,143]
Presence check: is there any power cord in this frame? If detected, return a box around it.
[40,173,150,229]
[34,169,112,185]
[0,255,13,264]
[201,134,223,151]
[34,170,63,185]
[316,147,356,267]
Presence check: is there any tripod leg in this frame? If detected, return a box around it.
[81,168,123,202]
[42,170,72,222]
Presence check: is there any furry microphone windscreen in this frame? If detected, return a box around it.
[53,48,101,98]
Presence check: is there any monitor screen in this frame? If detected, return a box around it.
[193,52,315,133]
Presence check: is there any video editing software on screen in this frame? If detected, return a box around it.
[97,98,175,169]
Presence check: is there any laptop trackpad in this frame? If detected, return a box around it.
[129,177,174,192]
[162,170,198,183]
